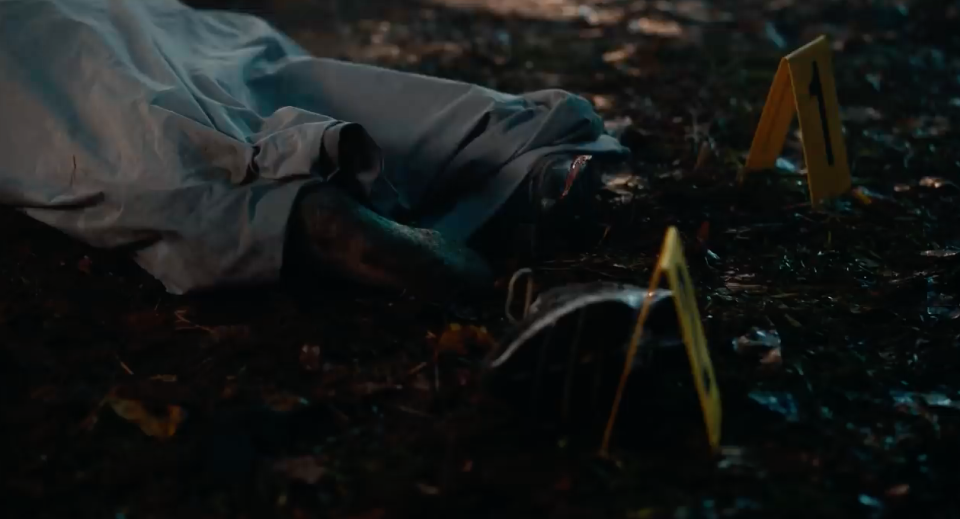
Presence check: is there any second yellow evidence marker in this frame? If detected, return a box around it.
[744,35,851,207]
[601,227,722,456]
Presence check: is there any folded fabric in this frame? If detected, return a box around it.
[0,0,628,294]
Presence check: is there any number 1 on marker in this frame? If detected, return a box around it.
[808,62,834,167]
[744,35,851,206]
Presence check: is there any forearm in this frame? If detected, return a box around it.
[285,184,494,299]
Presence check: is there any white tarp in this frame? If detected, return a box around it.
[0,0,627,293]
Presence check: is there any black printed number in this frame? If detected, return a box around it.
[808,62,835,166]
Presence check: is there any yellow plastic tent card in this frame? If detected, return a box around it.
[744,35,851,206]
[601,227,722,455]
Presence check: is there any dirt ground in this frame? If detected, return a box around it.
[2,0,960,517]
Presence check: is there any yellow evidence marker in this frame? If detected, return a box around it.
[601,227,722,456]
[744,35,851,207]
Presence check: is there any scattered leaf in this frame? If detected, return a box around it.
[105,393,185,440]
[733,328,783,366]
[919,176,956,189]
[431,323,496,356]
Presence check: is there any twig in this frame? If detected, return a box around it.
[116,355,134,375]
[405,362,427,377]
[393,404,433,419]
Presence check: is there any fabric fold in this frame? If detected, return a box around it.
[0,0,627,294]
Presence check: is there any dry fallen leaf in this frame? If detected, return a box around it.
[105,393,185,440]
[430,323,497,356]
[601,44,635,64]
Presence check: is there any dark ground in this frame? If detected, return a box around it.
[3,0,960,517]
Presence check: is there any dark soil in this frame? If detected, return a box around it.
[3,1,960,517]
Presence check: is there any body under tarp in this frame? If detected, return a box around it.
[0,0,627,294]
